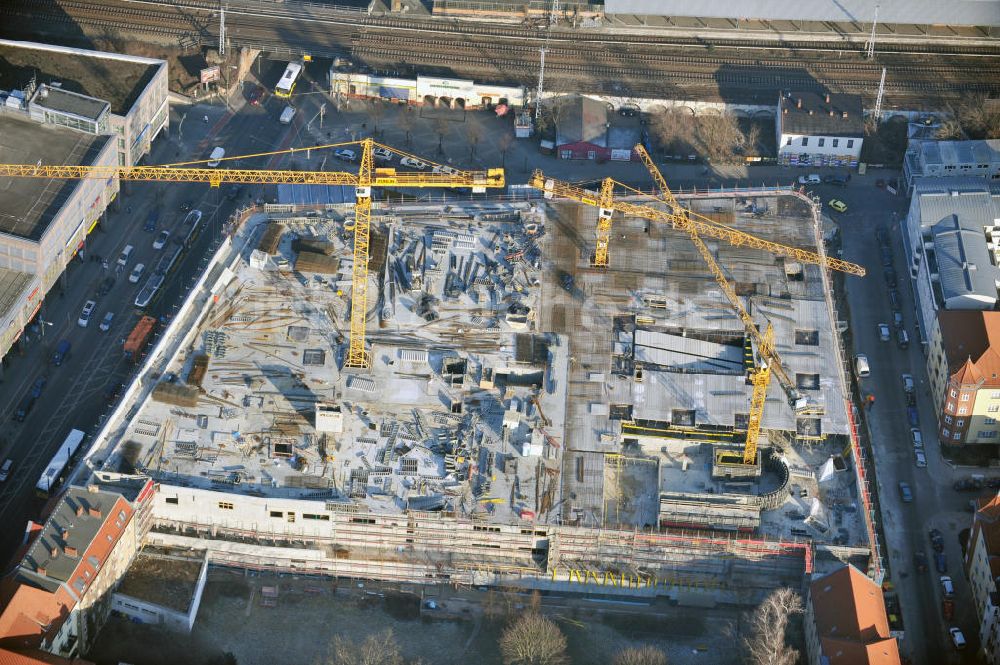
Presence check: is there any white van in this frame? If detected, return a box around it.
[279,105,296,124]
[855,354,871,378]
[208,146,225,167]
[117,244,134,267]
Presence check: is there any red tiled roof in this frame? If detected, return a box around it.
[970,492,1000,578]
[810,565,901,665]
[940,311,1000,387]
[0,647,93,665]
[819,637,902,665]
[0,584,72,651]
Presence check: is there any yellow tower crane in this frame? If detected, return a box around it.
[0,138,505,369]
[532,145,865,464]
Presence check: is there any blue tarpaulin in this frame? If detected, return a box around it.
[277,184,356,206]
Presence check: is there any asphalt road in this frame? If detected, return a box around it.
[834,180,981,664]
[0,79,300,567]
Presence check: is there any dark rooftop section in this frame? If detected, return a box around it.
[0,115,111,241]
[0,42,158,116]
[34,84,109,121]
[780,91,864,138]
[556,95,609,147]
[24,486,127,584]
[116,550,204,614]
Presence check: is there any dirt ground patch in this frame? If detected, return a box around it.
[86,573,742,665]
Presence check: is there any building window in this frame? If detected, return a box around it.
[832,139,839,148]
[847,139,854,148]
[218,501,234,510]
[981,431,999,439]
[957,419,965,427]
[991,391,1000,399]
[961,393,971,401]
[959,407,969,415]
[287,513,296,523]
[947,402,955,412]
[987,417,997,425]
[945,415,953,425]
[818,138,825,147]
[943,428,951,438]
[990,405,1000,413]
[802,137,809,147]
[954,432,962,440]
[786,137,792,146]
[165,497,178,505]
[951,390,958,398]
[270,511,282,518]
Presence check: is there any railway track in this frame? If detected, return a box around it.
[3,0,998,104]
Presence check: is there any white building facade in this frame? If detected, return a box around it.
[776,92,864,168]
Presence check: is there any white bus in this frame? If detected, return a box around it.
[275,62,302,98]
[37,429,86,497]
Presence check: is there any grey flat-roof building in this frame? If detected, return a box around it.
[0,40,168,364]
[904,139,1000,191]
[903,178,1000,356]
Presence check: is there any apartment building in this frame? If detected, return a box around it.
[904,138,1000,192]
[776,91,864,168]
[966,493,1000,664]
[804,564,901,665]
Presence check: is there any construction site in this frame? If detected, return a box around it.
[62,139,875,610]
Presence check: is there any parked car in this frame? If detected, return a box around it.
[893,310,904,328]
[855,354,871,378]
[97,276,115,297]
[153,230,170,250]
[0,458,11,482]
[929,528,945,552]
[226,184,245,201]
[915,449,927,468]
[13,393,35,422]
[77,300,96,327]
[179,200,193,213]
[901,374,915,393]
[897,329,909,348]
[129,263,146,284]
[880,247,893,267]
[875,226,889,246]
[51,339,71,366]
[828,199,848,213]
[936,553,948,574]
[246,84,265,106]
[950,627,966,650]
[144,208,160,231]
[400,157,428,170]
[911,428,923,448]
[798,174,821,185]
[30,376,47,399]
[884,268,898,288]
[907,406,920,428]
[899,481,913,503]
[99,311,114,332]
[940,575,955,597]
[373,146,394,162]
[334,149,357,162]
[914,551,928,572]
[877,323,891,342]
[888,290,900,308]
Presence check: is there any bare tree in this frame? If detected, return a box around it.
[744,123,762,157]
[954,94,1000,139]
[466,122,483,156]
[433,117,450,155]
[319,629,404,665]
[498,131,514,167]
[612,645,668,665]
[648,107,696,155]
[367,100,385,137]
[694,112,745,163]
[499,613,569,665]
[743,588,803,665]
[398,107,416,147]
[935,117,965,140]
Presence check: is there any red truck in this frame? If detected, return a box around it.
[124,316,157,361]
[942,599,955,621]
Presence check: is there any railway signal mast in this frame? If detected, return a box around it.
[218,1,226,57]
[535,0,559,119]
[873,67,887,125]
[865,4,879,59]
